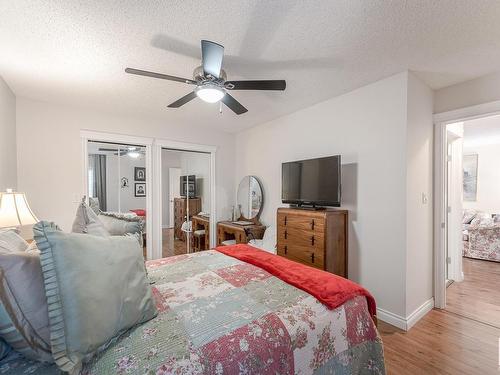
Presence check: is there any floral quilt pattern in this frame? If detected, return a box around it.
[0,251,385,374]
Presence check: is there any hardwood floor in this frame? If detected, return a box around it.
[162,227,188,257]
[382,257,500,374]
[446,257,500,327]
[380,309,500,374]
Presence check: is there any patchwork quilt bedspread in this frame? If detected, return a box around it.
[0,250,385,374]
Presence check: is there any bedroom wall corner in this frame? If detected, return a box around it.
[0,75,17,191]
[434,70,500,113]
[234,72,410,319]
[405,72,434,319]
[15,98,236,232]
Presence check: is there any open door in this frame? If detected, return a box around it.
[446,124,464,283]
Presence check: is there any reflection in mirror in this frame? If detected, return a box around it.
[86,141,147,257]
[237,176,263,220]
[160,148,211,257]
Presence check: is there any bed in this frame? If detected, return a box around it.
[0,246,385,374]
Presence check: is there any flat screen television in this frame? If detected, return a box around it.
[180,175,196,198]
[282,155,341,207]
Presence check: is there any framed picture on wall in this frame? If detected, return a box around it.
[134,167,146,181]
[463,154,478,201]
[135,183,146,197]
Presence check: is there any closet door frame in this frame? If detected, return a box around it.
[154,139,217,260]
[80,130,154,260]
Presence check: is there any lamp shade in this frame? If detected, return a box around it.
[0,189,39,228]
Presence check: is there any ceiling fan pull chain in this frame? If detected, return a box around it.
[219,101,223,114]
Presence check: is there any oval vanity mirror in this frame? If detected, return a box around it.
[236,176,263,220]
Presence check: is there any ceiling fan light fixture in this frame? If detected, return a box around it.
[126,147,140,158]
[195,85,225,103]
[127,151,140,158]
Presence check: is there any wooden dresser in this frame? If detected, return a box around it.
[174,197,202,241]
[276,208,348,277]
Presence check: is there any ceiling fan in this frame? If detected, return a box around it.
[125,40,286,115]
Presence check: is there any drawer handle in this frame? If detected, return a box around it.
[284,245,287,254]
[284,216,287,226]
[311,219,315,230]
[311,253,315,263]
[284,230,287,239]
[311,236,315,245]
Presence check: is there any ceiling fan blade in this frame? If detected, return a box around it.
[225,80,286,90]
[167,91,197,108]
[125,68,196,85]
[221,93,248,115]
[201,40,224,78]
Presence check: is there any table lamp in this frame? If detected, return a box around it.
[0,189,39,230]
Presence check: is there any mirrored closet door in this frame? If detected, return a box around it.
[161,148,211,257]
[86,141,148,257]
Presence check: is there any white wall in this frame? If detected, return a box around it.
[463,143,500,213]
[105,153,146,213]
[405,73,434,317]
[161,150,182,227]
[0,76,17,191]
[234,71,434,323]
[16,98,235,232]
[434,70,500,113]
[235,72,409,317]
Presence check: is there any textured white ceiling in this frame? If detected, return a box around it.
[2,1,500,133]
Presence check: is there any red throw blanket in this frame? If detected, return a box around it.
[216,244,376,316]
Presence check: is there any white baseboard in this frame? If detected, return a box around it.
[377,308,406,330]
[406,298,434,330]
[377,297,434,331]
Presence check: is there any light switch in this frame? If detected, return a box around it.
[422,193,428,204]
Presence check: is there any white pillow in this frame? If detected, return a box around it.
[249,226,276,254]
[0,229,29,253]
[72,202,110,237]
[262,225,276,253]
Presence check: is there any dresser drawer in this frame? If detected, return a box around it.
[277,213,325,233]
[277,229,325,250]
[277,243,324,269]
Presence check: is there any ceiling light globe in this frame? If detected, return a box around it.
[127,151,140,158]
[196,86,225,103]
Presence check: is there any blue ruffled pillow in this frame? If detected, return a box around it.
[33,221,157,374]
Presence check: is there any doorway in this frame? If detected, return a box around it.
[435,110,500,328]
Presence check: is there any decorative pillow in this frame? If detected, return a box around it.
[0,338,11,361]
[0,303,40,361]
[462,209,476,224]
[97,213,143,236]
[0,253,52,362]
[71,201,110,237]
[88,197,100,215]
[470,212,493,227]
[0,230,29,253]
[262,225,277,253]
[33,221,157,374]
[26,241,39,253]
